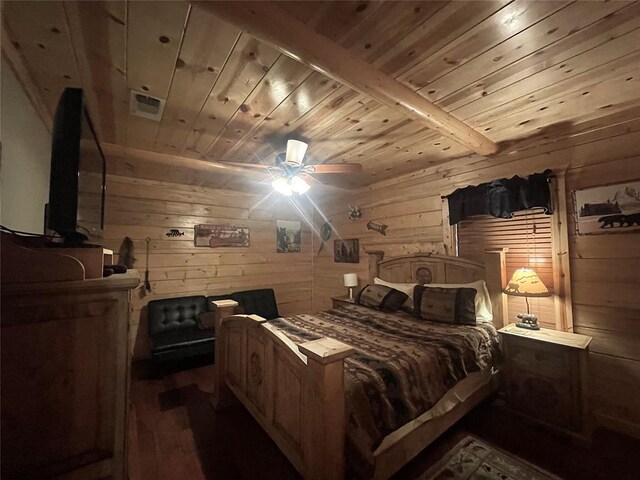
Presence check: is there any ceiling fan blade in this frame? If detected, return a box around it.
[299,173,322,185]
[303,163,363,174]
[220,161,273,170]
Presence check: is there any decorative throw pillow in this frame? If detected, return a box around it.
[373,277,418,311]
[426,280,493,322]
[355,284,409,312]
[413,285,477,325]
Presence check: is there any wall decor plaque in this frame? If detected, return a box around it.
[194,224,250,247]
[277,220,302,253]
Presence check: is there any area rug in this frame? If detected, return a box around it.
[417,435,563,480]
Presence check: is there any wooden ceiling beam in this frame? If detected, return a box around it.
[189,1,500,157]
[101,143,270,180]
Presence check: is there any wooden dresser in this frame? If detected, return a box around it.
[498,323,593,436]
[1,271,139,479]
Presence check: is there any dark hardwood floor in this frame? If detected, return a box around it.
[128,360,640,480]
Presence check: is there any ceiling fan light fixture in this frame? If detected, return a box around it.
[272,177,293,196]
[285,139,308,166]
[290,175,310,194]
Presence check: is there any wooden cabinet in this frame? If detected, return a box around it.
[331,296,355,308]
[1,271,139,480]
[498,323,592,436]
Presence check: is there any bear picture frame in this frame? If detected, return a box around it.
[573,181,640,235]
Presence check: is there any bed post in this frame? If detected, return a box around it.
[483,248,508,329]
[299,338,355,480]
[210,302,240,409]
[367,250,384,283]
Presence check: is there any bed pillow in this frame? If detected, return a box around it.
[355,284,409,312]
[413,285,477,325]
[424,280,493,322]
[373,277,417,311]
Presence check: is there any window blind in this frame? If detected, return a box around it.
[457,208,557,330]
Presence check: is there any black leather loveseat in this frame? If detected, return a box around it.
[148,289,280,363]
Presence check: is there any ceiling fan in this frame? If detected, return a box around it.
[223,140,363,195]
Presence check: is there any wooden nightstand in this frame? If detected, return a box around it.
[498,323,593,437]
[331,296,355,308]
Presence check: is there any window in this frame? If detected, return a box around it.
[457,209,560,330]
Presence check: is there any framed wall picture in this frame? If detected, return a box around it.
[334,239,359,263]
[194,224,250,247]
[574,181,640,235]
[277,220,301,253]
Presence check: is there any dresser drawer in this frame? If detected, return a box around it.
[505,336,573,380]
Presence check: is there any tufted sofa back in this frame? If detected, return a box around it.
[148,296,208,335]
[229,288,280,320]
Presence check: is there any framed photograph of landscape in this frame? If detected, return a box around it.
[194,224,250,247]
[334,239,359,263]
[574,181,640,235]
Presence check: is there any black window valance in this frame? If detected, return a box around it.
[446,169,554,225]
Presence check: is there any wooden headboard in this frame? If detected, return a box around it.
[367,250,507,328]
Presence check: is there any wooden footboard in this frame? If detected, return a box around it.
[212,313,355,480]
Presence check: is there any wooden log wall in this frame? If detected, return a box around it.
[312,118,640,439]
[102,175,312,359]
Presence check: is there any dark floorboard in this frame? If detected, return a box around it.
[128,360,640,480]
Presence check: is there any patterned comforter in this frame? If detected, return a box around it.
[269,303,500,475]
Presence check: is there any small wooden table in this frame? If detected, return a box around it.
[498,323,593,437]
[331,296,355,308]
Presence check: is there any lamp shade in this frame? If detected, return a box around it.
[343,273,358,288]
[503,268,551,297]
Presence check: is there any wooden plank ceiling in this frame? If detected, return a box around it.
[3,1,640,190]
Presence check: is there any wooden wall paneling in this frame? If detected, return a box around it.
[403,0,571,94]
[192,1,499,156]
[180,34,281,156]
[474,65,640,142]
[442,2,640,114]
[124,1,190,150]
[125,1,188,99]
[204,56,316,160]
[374,1,510,77]
[102,173,312,359]
[63,0,129,144]
[1,18,53,129]
[411,1,619,102]
[220,72,344,164]
[2,1,80,115]
[153,12,241,155]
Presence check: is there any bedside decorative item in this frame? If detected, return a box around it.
[574,181,640,235]
[317,221,332,256]
[165,229,184,237]
[343,272,358,299]
[366,220,388,236]
[334,239,359,263]
[503,268,551,330]
[347,204,361,220]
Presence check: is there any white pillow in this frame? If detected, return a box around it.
[373,277,417,311]
[425,280,493,323]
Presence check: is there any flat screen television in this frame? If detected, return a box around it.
[47,88,106,246]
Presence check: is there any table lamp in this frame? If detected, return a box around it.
[503,268,551,330]
[343,273,358,300]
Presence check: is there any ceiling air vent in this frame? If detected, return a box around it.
[129,90,166,121]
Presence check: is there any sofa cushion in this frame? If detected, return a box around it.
[148,296,208,335]
[151,328,214,353]
[230,288,280,320]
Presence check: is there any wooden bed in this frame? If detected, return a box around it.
[211,251,506,480]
